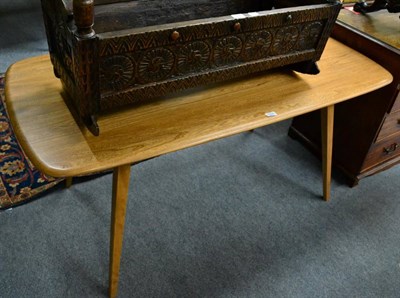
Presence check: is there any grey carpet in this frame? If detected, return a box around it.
[0,0,48,73]
[2,125,400,298]
[1,1,400,297]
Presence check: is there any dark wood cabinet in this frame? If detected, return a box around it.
[289,9,400,186]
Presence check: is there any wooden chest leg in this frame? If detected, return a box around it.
[109,164,131,298]
[321,105,334,201]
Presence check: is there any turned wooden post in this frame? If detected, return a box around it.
[73,0,95,37]
[72,0,100,135]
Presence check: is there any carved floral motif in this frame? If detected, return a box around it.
[213,36,243,66]
[100,55,134,91]
[272,26,300,54]
[297,22,323,50]
[177,41,210,73]
[244,30,273,60]
[138,48,174,83]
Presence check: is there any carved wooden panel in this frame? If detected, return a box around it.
[41,0,341,135]
[98,21,324,95]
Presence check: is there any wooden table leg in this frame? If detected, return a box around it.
[65,177,73,188]
[321,105,334,201]
[109,164,131,298]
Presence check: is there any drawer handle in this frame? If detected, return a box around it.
[233,22,241,32]
[383,143,399,154]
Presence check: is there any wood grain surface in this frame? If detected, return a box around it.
[4,38,392,178]
[338,9,400,49]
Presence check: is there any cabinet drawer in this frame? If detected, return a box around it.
[376,110,400,142]
[389,89,400,113]
[364,133,400,170]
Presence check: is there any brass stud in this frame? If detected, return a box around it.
[233,22,241,32]
[171,30,180,41]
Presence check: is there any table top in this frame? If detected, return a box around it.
[4,38,392,177]
[338,8,400,50]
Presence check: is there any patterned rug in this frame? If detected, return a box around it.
[0,75,63,209]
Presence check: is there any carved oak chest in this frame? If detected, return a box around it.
[41,0,341,135]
